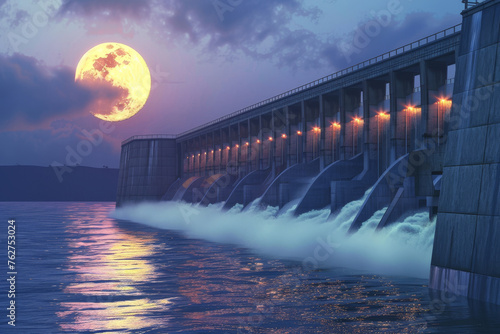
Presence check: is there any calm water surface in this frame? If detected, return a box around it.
[0,202,498,333]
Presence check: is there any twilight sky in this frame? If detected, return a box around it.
[0,0,464,168]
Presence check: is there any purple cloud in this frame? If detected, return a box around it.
[0,53,121,129]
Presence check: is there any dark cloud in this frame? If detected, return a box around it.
[324,12,461,68]
[57,1,460,71]
[58,0,324,70]
[59,0,151,20]
[0,54,120,129]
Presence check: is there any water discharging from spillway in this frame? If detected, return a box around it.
[112,191,435,279]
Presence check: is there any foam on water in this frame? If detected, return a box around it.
[112,190,435,279]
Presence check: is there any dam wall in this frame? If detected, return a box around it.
[116,135,178,206]
[430,0,500,305]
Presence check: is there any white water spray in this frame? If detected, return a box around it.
[112,190,435,279]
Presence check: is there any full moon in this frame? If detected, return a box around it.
[75,42,151,122]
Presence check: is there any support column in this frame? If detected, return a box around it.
[363,80,387,174]
[259,115,263,170]
[389,71,414,163]
[271,111,276,176]
[419,60,430,150]
[339,89,347,160]
[300,100,306,163]
[285,106,290,168]
[420,60,448,150]
[237,123,241,176]
[319,95,326,170]
[362,81,371,171]
[247,119,251,172]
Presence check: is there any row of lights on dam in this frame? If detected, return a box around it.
[184,98,451,160]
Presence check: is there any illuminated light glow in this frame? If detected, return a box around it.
[268,137,273,141]
[378,112,390,120]
[282,134,287,139]
[297,131,302,135]
[191,155,194,158]
[236,144,239,148]
[257,139,261,144]
[75,42,151,122]
[313,127,321,133]
[245,142,249,146]
[353,117,363,124]
[331,122,341,129]
[437,98,452,108]
[211,150,214,153]
[197,153,200,156]
[204,152,207,155]
[218,148,221,152]
[405,105,422,113]
[226,146,230,150]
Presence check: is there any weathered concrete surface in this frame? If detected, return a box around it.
[116,138,177,206]
[294,154,364,215]
[430,0,500,305]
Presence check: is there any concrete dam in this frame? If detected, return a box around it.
[116,1,500,305]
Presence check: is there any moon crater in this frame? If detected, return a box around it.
[75,43,151,122]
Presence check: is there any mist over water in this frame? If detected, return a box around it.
[112,192,435,279]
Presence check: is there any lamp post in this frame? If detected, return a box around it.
[312,127,321,160]
[210,149,214,174]
[377,112,390,176]
[404,106,415,154]
[245,141,250,172]
[331,122,341,162]
[437,98,451,147]
[352,117,362,156]
[378,115,380,176]
[235,143,239,175]
[256,139,261,170]
[281,134,287,166]
[218,148,222,173]
[296,130,302,164]
[268,136,273,168]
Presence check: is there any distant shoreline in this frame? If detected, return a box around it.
[0,165,119,202]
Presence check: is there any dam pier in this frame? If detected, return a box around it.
[117,1,500,305]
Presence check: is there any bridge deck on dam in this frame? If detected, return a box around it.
[176,25,461,142]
